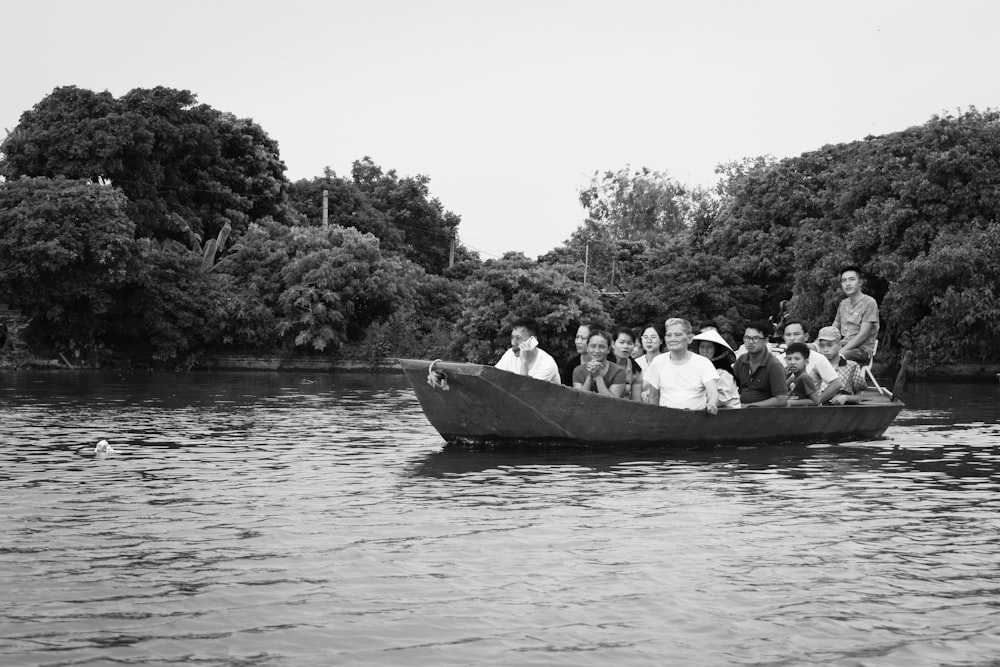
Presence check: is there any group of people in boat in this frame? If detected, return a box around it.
[495,266,879,413]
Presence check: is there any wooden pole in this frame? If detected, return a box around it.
[448,236,455,268]
[584,244,590,286]
[893,350,913,393]
[322,189,329,226]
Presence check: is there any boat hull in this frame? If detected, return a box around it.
[401,359,905,448]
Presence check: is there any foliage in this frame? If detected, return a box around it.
[107,240,223,363]
[0,177,137,353]
[286,167,404,246]
[351,157,460,274]
[1,85,288,242]
[552,167,688,290]
[609,243,765,342]
[456,255,609,364]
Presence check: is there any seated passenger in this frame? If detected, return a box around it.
[560,322,595,386]
[611,327,643,401]
[692,329,740,409]
[495,318,561,383]
[785,342,820,406]
[781,320,842,404]
[815,326,867,404]
[573,330,626,397]
[832,265,879,365]
[635,323,664,373]
[643,318,719,414]
[734,321,788,408]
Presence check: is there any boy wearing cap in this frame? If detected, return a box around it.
[816,326,867,405]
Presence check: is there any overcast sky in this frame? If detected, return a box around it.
[5,0,998,258]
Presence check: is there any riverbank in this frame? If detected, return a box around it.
[3,352,998,382]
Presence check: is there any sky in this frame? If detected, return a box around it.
[4,0,999,259]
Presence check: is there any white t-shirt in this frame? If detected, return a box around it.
[644,352,719,410]
[495,347,561,383]
[806,351,838,390]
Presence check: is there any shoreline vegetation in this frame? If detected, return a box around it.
[2,351,998,384]
[3,87,1000,376]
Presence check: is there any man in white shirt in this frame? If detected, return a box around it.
[781,321,842,403]
[494,318,561,383]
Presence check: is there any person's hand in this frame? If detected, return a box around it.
[641,389,652,404]
[586,360,601,376]
[828,394,848,405]
[706,402,718,416]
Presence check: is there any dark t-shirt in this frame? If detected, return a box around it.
[561,354,583,386]
[572,360,627,392]
[787,370,818,400]
[734,352,788,404]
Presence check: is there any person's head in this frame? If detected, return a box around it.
[742,321,771,355]
[664,318,693,354]
[510,318,541,355]
[698,319,721,333]
[782,320,809,345]
[816,326,843,363]
[692,328,734,370]
[639,324,664,354]
[785,342,811,374]
[611,327,635,360]
[586,330,613,362]
[840,265,864,298]
[574,322,596,354]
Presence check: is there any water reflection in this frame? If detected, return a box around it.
[1,373,999,666]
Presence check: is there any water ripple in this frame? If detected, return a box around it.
[1,374,999,665]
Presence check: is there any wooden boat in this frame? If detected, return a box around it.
[400,358,905,448]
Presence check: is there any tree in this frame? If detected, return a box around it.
[351,157,460,274]
[285,167,403,247]
[0,177,137,353]
[1,85,289,242]
[553,167,689,291]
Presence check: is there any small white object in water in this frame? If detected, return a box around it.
[95,440,116,457]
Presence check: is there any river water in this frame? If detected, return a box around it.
[1,371,999,666]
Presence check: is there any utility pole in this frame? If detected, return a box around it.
[322,189,329,226]
[448,235,456,268]
[583,243,590,286]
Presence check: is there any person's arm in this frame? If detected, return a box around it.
[800,375,820,405]
[643,381,659,405]
[606,381,625,398]
[818,378,842,404]
[630,371,643,401]
[704,378,718,415]
[828,393,862,405]
[744,395,789,408]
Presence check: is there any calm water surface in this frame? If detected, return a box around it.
[1,371,999,666]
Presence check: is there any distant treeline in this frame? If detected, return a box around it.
[1,86,998,369]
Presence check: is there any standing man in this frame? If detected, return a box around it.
[495,318,561,383]
[734,321,788,408]
[832,265,879,364]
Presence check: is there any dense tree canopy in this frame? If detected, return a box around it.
[1,86,997,372]
[0,177,137,352]
[1,86,288,242]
